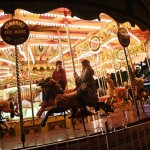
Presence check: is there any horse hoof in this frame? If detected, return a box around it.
[76,110,94,118]
[41,120,46,127]
[95,105,100,112]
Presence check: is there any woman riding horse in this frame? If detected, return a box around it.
[71,59,100,118]
[40,78,114,127]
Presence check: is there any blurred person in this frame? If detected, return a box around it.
[52,60,67,90]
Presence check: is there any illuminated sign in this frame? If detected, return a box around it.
[90,36,100,51]
[1,19,29,45]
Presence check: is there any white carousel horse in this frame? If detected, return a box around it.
[99,77,131,109]
[99,77,117,108]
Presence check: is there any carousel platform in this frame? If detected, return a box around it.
[0,105,150,150]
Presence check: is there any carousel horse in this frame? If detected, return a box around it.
[36,79,65,117]
[40,78,114,127]
[3,88,40,117]
[123,65,149,113]
[98,75,118,109]
[98,76,131,110]
[0,112,12,132]
[135,78,148,100]
[0,97,19,118]
[128,65,149,102]
[0,97,19,135]
[128,77,149,107]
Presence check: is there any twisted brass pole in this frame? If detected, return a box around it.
[15,46,25,147]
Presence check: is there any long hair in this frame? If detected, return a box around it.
[81,59,94,74]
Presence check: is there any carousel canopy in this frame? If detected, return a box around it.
[0,0,150,30]
[0,1,149,88]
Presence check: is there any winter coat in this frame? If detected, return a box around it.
[77,66,97,97]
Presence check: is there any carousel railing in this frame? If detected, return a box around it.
[18,121,150,150]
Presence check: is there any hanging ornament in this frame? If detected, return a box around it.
[117,27,130,47]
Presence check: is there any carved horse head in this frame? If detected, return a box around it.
[42,79,64,102]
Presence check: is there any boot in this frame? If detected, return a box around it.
[76,108,93,118]
[95,104,100,112]
[83,109,94,117]
[41,106,65,127]
[98,102,114,113]
[41,112,50,127]
[96,102,107,112]
[41,116,48,127]
[68,108,78,119]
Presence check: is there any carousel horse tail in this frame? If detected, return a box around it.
[41,106,66,127]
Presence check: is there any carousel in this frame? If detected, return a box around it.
[0,4,150,149]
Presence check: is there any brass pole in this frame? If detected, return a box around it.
[15,46,25,147]
[123,47,140,119]
[94,55,101,97]
[144,42,150,72]
[110,49,119,87]
[28,46,35,132]
[119,65,123,86]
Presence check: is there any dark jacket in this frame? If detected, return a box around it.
[52,68,67,90]
[77,66,97,96]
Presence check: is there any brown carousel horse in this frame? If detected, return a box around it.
[0,97,19,134]
[40,78,114,127]
[98,76,132,110]
[128,77,149,113]
[98,75,120,109]
[36,79,65,117]
[0,97,19,118]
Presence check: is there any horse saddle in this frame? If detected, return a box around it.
[39,100,54,106]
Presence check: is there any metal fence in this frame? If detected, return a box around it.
[19,120,150,150]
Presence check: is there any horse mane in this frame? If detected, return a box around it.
[46,79,64,100]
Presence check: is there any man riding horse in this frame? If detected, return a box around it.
[40,60,67,106]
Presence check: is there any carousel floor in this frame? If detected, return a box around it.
[0,105,150,150]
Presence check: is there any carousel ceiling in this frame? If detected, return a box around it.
[0,0,150,30]
[0,6,149,87]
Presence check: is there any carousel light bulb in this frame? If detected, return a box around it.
[18,45,27,61]
[0,73,12,78]
[129,32,140,44]
[28,46,35,64]
[0,58,15,65]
